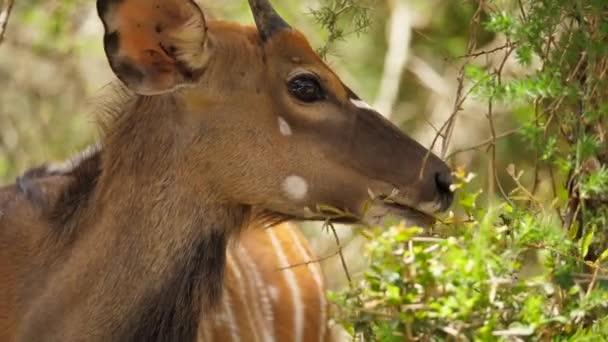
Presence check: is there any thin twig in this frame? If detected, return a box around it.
[329,221,353,284]
[517,0,527,22]
[0,0,15,45]
[279,248,344,271]
[446,128,520,159]
[586,264,600,297]
[487,100,496,207]
[419,75,490,179]
[418,0,487,179]
[454,43,514,60]
[491,42,516,203]
[508,166,543,208]
[532,13,555,195]
[531,99,542,197]
[440,0,486,158]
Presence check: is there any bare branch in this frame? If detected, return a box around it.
[0,0,15,46]
[446,128,520,159]
[440,0,486,158]
[329,221,353,285]
[453,43,514,60]
[278,248,343,271]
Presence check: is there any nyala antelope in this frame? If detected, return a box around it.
[0,150,330,342]
[0,0,453,341]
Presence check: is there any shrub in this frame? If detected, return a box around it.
[329,0,608,339]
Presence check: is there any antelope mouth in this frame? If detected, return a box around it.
[363,196,438,228]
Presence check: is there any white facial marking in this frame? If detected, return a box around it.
[350,98,375,111]
[278,116,292,136]
[283,175,308,201]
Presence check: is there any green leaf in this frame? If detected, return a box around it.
[581,231,595,258]
[598,248,608,263]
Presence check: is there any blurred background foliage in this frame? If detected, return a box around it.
[0,0,493,181]
[1,0,607,340]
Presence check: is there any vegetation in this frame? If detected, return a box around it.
[1,0,607,340]
[326,0,608,340]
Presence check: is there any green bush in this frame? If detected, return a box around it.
[331,171,608,340]
[330,0,608,340]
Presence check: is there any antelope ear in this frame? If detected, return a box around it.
[97,0,209,95]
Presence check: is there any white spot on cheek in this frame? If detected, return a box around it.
[282,175,308,201]
[278,116,292,136]
[350,98,375,111]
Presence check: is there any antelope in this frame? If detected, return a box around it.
[0,151,331,342]
[0,0,454,341]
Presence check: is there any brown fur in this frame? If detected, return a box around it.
[1,1,452,341]
[1,155,331,342]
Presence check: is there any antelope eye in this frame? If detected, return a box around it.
[288,74,325,103]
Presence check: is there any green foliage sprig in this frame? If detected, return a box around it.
[310,0,373,58]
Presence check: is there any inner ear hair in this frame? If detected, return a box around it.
[97,0,209,95]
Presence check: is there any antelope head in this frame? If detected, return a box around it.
[97,0,453,226]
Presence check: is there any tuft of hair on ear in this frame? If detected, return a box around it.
[166,12,211,71]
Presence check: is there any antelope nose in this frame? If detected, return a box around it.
[435,171,454,211]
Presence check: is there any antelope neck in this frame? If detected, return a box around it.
[24,94,250,342]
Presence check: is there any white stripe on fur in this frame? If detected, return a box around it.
[267,229,303,342]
